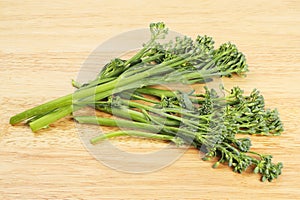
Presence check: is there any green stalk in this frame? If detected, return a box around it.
[75,116,162,132]
[97,105,148,123]
[90,130,178,144]
[27,87,116,132]
[9,80,117,125]
[75,115,200,141]
[29,105,73,132]
[121,90,210,123]
[131,94,158,104]
[121,55,187,82]
[136,87,175,98]
[10,94,73,125]
[124,100,201,130]
[96,104,180,126]
[123,41,154,67]
[76,77,117,89]
[136,87,204,104]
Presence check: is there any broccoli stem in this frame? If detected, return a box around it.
[90,130,180,145]
[96,104,180,126]
[9,94,73,125]
[75,115,200,141]
[29,105,74,132]
[74,116,162,132]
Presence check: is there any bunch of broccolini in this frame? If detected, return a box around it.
[10,22,283,182]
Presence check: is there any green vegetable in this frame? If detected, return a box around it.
[9,22,283,182]
[10,22,247,131]
[74,86,283,182]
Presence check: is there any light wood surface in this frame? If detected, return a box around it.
[1,0,300,199]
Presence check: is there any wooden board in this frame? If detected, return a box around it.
[1,0,300,199]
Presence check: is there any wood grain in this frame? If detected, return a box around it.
[1,0,300,199]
